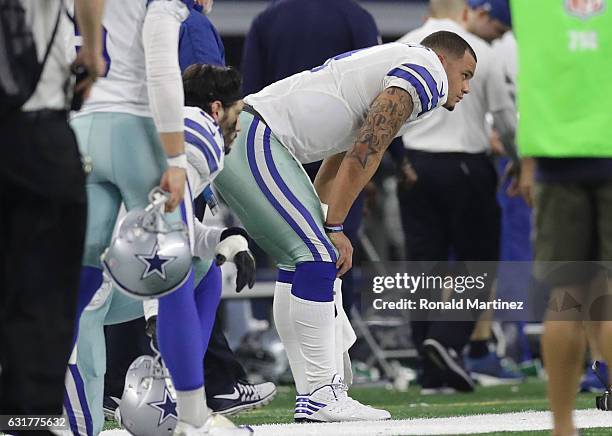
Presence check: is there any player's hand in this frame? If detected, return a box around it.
[396,157,418,191]
[215,228,255,292]
[507,157,535,208]
[500,159,520,187]
[201,0,214,14]
[160,167,186,212]
[329,231,353,277]
[72,47,106,99]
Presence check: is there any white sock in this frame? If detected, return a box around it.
[334,280,345,381]
[176,386,208,427]
[290,293,336,392]
[273,281,309,395]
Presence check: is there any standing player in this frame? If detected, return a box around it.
[214,31,477,421]
[65,0,246,433]
[64,0,187,433]
[66,65,251,435]
[69,0,187,324]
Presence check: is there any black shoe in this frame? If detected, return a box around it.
[103,395,120,421]
[418,362,457,395]
[208,381,277,416]
[423,339,475,392]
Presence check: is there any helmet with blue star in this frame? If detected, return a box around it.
[117,354,178,435]
[102,188,192,299]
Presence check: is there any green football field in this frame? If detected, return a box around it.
[103,378,612,434]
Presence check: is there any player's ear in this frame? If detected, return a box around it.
[477,8,489,20]
[436,52,447,68]
[210,100,223,122]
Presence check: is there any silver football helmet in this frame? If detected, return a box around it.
[102,188,192,299]
[118,353,178,436]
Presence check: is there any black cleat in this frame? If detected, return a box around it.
[103,395,120,421]
[423,339,475,392]
[208,381,277,416]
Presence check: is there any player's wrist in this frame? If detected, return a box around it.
[324,222,344,233]
[167,153,188,170]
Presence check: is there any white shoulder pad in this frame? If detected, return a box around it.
[183,106,225,197]
[383,45,448,120]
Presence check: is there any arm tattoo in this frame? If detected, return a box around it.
[347,87,413,169]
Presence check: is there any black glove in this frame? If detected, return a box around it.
[215,227,255,292]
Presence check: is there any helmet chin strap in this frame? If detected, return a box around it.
[143,187,185,233]
[147,186,170,211]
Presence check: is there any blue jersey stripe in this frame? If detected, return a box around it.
[402,63,440,109]
[387,68,431,115]
[185,131,219,173]
[184,118,223,160]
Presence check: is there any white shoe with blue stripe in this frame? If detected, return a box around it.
[294,394,311,422]
[294,375,391,422]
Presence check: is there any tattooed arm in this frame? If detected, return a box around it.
[325,86,413,275]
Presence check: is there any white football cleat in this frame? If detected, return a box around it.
[294,394,311,422]
[299,374,391,422]
[173,414,253,435]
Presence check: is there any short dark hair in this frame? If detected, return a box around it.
[420,30,478,64]
[183,64,242,114]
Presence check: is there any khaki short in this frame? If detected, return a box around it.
[534,180,612,286]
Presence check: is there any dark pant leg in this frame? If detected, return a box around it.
[427,154,501,352]
[204,314,248,398]
[398,151,451,353]
[0,113,86,418]
[104,319,152,398]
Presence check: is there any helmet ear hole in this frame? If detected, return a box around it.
[119,355,178,435]
[102,188,192,300]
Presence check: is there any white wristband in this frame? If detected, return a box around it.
[167,153,188,169]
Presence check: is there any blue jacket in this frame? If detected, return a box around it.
[241,0,380,95]
[179,0,225,71]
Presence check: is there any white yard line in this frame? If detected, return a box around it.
[101,409,612,435]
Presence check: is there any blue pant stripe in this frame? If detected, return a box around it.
[64,389,81,436]
[245,118,322,261]
[68,364,93,436]
[261,126,337,262]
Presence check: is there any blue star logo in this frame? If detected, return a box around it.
[148,386,177,425]
[136,243,176,280]
[439,82,446,98]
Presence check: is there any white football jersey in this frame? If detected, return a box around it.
[183,106,225,198]
[398,18,514,154]
[69,0,186,118]
[245,43,448,164]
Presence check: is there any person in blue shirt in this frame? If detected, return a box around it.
[179,0,225,70]
[242,0,380,95]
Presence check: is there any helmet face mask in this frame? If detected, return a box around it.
[118,355,178,436]
[102,188,193,300]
